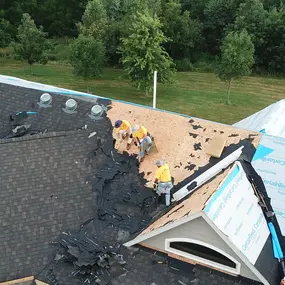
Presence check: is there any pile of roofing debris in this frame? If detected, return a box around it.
[0,111,37,138]
[53,231,127,285]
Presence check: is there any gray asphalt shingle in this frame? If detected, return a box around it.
[0,83,264,285]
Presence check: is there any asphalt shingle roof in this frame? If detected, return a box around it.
[0,83,264,285]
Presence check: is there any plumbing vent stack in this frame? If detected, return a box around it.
[63,99,78,114]
[89,104,105,120]
[38,93,52,108]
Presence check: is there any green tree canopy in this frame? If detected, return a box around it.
[217,29,254,104]
[119,12,175,95]
[161,1,202,60]
[262,8,285,73]
[204,0,243,54]
[78,0,108,40]
[233,0,267,67]
[0,18,13,47]
[69,35,106,88]
[13,13,50,71]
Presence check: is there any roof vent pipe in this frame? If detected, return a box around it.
[88,104,106,120]
[62,99,78,114]
[38,93,52,108]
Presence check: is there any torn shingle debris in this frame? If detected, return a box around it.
[194,142,202,151]
[54,231,127,283]
[184,163,196,171]
[189,132,198,139]
[191,124,203,130]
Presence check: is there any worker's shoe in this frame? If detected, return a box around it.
[126,143,131,150]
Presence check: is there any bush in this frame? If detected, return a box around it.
[0,46,14,58]
[175,58,194,71]
[192,54,219,72]
[47,38,72,62]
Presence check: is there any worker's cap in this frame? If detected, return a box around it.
[155,160,164,166]
[114,120,122,128]
[131,125,140,132]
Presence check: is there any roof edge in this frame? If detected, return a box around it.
[123,211,203,247]
[0,75,255,133]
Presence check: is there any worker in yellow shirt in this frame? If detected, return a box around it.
[153,160,173,207]
[131,125,152,162]
[114,120,133,150]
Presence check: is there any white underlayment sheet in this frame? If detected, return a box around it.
[204,162,269,265]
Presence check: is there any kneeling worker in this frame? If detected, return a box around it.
[114,120,133,150]
[131,125,152,162]
[153,160,173,207]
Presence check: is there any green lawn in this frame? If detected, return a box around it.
[1,58,285,124]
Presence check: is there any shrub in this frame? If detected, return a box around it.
[175,58,194,71]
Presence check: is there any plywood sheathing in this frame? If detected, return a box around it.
[108,102,261,236]
[206,136,227,158]
[108,101,261,188]
[141,164,237,235]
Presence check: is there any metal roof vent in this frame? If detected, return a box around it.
[62,99,78,114]
[38,93,52,108]
[88,104,106,120]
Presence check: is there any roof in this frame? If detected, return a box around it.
[233,99,285,138]
[0,79,263,285]
[108,101,261,186]
[109,101,260,236]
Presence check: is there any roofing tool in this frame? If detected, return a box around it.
[248,174,274,218]
[242,161,285,282]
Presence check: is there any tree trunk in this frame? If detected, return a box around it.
[29,64,33,75]
[145,88,148,96]
[227,80,232,104]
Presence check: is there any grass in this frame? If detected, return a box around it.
[0,58,285,124]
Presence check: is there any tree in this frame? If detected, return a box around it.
[13,13,50,73]
[161,1,202,60]
[33,0,88,37]
[180,0,210,21]
[69,35,106,90]
[233,0,267,68]
[0,19,13,47]
[204,0,243,54]
[119,12,175,95]
[78,0,108,40]
[262,8,285,74]
[217,30,254,104]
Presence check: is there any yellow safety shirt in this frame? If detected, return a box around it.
[133,126,147,140]
[116,120,131,133]
[154,164,171,183]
